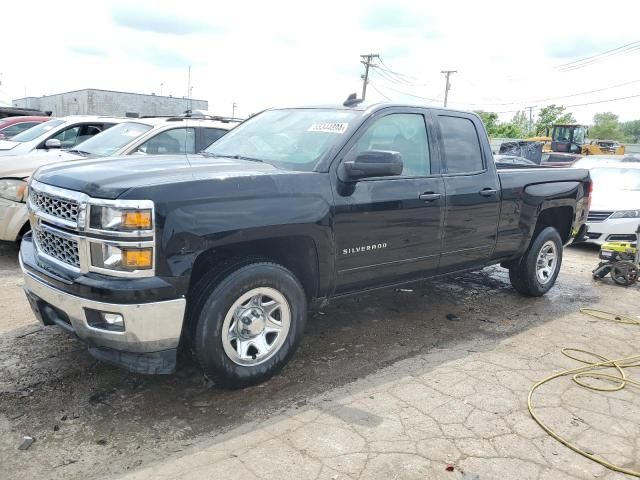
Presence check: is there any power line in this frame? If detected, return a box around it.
[368,82,391,101]
[554,40,640,71]
[450,78,640,107]
[494,92,640,114]
[369,76,441,102]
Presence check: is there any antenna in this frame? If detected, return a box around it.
[343,93,363,107]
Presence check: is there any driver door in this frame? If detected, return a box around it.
[332,109,445,294]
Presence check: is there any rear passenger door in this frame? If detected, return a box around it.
[434,112,500,272]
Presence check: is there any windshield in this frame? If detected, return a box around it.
[72,122,152,157]
[204,108,361,170]
[590,167,640,192]
[10,118,65,142]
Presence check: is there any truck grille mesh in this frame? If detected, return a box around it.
[34,229,80,268]
[30,189,79,223]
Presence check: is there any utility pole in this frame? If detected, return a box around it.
[232,102,237,118]
[440,70,457,108]
[526,105,536,135]
[160,83,164,96]
[187,65,191,111]
[360,53,379,101]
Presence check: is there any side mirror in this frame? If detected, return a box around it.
[44,138,62,149]
[343,150,403,180]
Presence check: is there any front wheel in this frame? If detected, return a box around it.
[509,226,563,297]
[191,262,307,388]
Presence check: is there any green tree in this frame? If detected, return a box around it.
[474,110,499,135]
[534,104,576,136]
[589,112,623,141]
[621,120,640,143]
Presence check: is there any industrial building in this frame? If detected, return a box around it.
[12,88,208,118]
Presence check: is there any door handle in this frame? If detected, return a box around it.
[419,192,441,202]
[479,188,498,197]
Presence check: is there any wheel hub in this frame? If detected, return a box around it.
[237,307,266,337]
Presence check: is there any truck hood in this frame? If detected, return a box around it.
[0,150,82,178]
[33,154,284,199]
[591,189,640,211]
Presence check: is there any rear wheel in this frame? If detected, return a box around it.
[509,226,563,297]
[191,261,307,388]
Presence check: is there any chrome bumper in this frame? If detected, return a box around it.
[21,261,186,354]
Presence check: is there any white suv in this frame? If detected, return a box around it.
[0,115,126,157]
[0,115,239,242]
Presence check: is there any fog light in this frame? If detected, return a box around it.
[86,309,125,332]
[103,313,124,327]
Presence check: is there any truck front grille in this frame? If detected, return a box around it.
[30,189,80,223]
[34,229,80,269]
[587,211,613,223]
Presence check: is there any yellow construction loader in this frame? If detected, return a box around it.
[528,124,625,155]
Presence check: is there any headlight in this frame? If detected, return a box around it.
[90,243,153,271]
[0,178,28,202]
[90,205,153,231]
[610,210,640,219]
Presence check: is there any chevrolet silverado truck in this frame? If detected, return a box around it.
[20,103,591,387]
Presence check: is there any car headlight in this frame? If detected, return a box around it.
[89,205,153,231]
[610,210,640,219]
[0,178,28,203]
[90,243,154,271]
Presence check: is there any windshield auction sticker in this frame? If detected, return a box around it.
[308,123,349,134]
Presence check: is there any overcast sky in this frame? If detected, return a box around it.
[1,0,639,124]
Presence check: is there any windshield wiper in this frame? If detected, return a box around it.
[200,152,263,163]
[67,149,92,157]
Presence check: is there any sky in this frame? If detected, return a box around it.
[1,0,639,124]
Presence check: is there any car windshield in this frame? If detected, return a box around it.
[72,122,152,157]
[10,118,65,142]
[204,108,361,170]
[590,167,640,192]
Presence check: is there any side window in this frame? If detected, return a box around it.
[135,128,196,155]
[346,113,430,176]
[439,116,483,174]
[201,128,227,149]
[2,122,38,137]
[51,126,81,148]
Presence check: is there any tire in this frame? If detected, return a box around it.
[190,261,307,388]
[508,226,563,297]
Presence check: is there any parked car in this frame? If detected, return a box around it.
[0,116,237,242]
[0,116,125,158]
[19,103,590,386]
[493,154,537,167]
[0,116,51,140]
[581,164,640,245]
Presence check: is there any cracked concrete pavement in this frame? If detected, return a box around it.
[1,242,639,480]
[118,247,639,480]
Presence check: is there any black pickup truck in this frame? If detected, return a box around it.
[20,103,591,386]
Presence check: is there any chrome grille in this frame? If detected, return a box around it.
[587,211,613,223]
[34,229,80,268]
[30,189,80,223]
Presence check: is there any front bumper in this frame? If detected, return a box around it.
[584,218,640,245]
[20,254,187,374]
[0,198,28,242]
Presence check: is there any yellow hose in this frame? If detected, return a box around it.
[527,308,640,477]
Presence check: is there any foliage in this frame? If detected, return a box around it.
[621,120,640,143]
[589,112,624,141]
[475,110,529,138]
[533,105,576,136]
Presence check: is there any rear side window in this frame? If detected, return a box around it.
[439,116,483,174]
